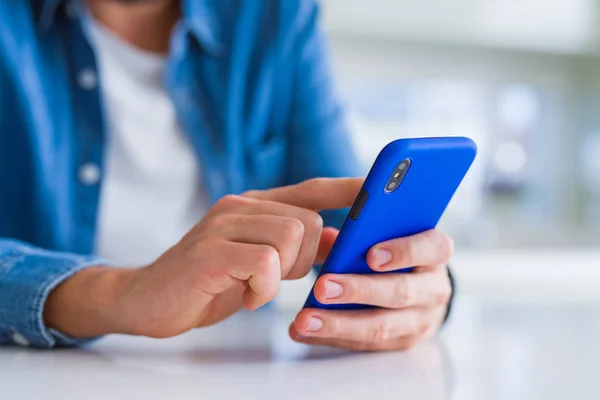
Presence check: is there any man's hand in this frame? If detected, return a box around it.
[44,178,363,339]
[290,229,453,352]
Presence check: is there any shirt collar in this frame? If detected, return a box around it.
[36,0,226,57]
[35,0,63,29]
[181,0,226,56]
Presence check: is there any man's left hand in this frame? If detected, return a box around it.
[290,229,454,351]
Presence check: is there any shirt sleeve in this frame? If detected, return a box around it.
[284,0,365,229]
[0,238,107,348]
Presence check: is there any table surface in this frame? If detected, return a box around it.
[1,296,599,400]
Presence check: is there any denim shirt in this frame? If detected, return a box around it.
[0,0,361,348]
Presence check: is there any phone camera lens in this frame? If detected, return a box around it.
[386,158,411,193]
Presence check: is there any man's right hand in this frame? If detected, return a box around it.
[44,178,362,339]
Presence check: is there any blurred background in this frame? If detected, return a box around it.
[310,6,600,396]
[283,0,600,307]
[322,0,600,249]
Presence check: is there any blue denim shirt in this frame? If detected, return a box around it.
[0,0,361,348]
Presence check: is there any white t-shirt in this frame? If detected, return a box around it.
[86,19,210,266]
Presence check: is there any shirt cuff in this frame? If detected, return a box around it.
[0,245,107,348]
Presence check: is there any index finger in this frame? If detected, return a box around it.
[243,178,364,211]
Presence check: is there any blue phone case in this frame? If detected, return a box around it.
[304,136,477,310]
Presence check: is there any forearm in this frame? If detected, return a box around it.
[0,238,110,347]
[43,267,136,339]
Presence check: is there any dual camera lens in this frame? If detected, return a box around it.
[385,159,411,193]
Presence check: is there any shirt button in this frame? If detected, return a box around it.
[78,69,98,90]
[79,163,101,186]
[12,332,30,347]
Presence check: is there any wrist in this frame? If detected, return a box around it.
[44,266,139,338]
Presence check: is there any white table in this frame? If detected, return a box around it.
[1,295,599,400]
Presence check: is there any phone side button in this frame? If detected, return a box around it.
[349,188,369,220]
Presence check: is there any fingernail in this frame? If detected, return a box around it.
[372,248,392,267]
[324,280,344,299]
[306,317,323,332]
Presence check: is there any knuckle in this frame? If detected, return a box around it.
[187,236,213,253]
[206,212,233,229]
[281,217,305,242]
[436,279,453,304]
[394,277,413,306]
[241,189,261,199]
[219,194,240,205]
[214,194,246,210]
[405,240,418,264]
[327,317,340,336]
[372,317,393,343]
[395,240,415,268]
[354,278,370,302]
[299,211,323,235]
[437,232,454,260]
[255,245,280,270]
[311,212,324,231]
[189,237,209,252]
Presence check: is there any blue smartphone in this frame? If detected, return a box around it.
[304,136,477,310]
